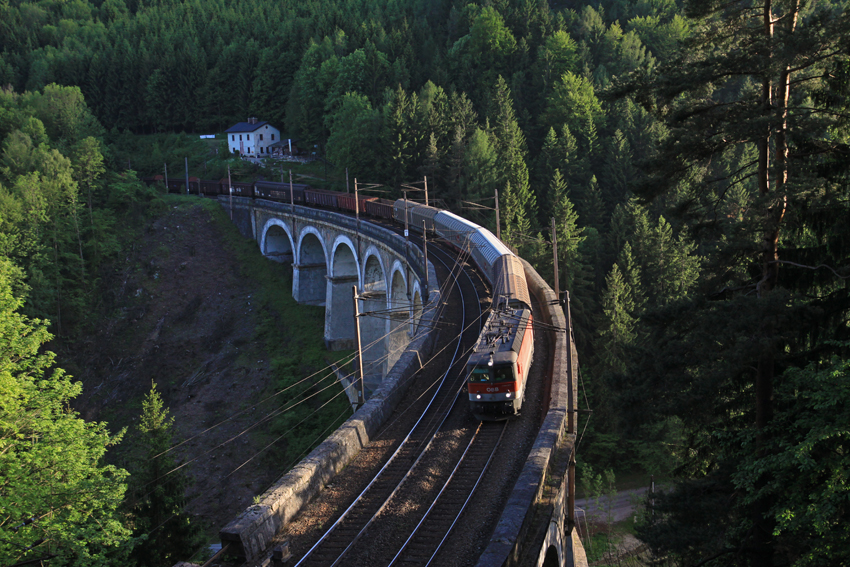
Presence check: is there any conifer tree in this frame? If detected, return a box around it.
[548,169,596,350]
[131,383,202,567]
[489,76,536,246]
[618,0,850,562]
[596,263,635,376]
[578,175,604,232]
[617,242,644,314]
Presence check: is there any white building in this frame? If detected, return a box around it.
[225,118,281,157]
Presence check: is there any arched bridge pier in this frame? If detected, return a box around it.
[228,197,426,393]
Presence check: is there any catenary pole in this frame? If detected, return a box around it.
[289,169,294,213]
[353,285,365,405]
[494,189,500,241]
[423,220,428,292]
[228,165,233,220]
[552,217,559,299]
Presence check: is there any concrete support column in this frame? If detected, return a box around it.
[361,292,388,392]
[293,263,327,305]
[324,275,359,350]
[386,306,410,371]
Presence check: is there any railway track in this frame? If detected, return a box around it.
[387,420,507,566]
[230,219,550,567]
[281,239,500,567]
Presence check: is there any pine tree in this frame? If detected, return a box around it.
[131,382,202,567]
[596,263,635,376]
[617,242,644,314]
[578,175,604,232]
[548,169,595,352]
[489,76,536,246]
[618,0,850,562]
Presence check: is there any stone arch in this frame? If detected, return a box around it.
[541,545,561,567]
[330,235,359,279]
[292,227,327,305]
[298,226,327,266]
[360,247,388,388]
[387,262,410,370]
[362,247,387,293]
[324,237,359,351]
[260,219,295,264]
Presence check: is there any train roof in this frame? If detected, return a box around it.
[467,308,531,367]
[435,210,481,232]
[469,227,512,259]
[493,254,531,310]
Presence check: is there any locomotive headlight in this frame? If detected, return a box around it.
[476,395,481,399]
[506,392,511,398]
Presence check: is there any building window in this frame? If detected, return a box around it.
[260,134,263,141]
[261,147,264,153]
[271,134,275,141]
[239,135,242,141]
[247,134,250,141]
[232,135,235,141]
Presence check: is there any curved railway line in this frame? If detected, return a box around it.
[288,238,488,567]
[223,222,552,567]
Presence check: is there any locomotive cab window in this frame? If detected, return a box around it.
[493,365,514,383]
[469,367,491,382]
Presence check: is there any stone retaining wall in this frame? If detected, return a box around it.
[476,258,578,567]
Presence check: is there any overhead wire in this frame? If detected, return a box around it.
[133,292,487,554]
[93,227,495,565]
[152,263,452,464]
[139,238,476,494]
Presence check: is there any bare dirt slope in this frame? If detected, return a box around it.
[64,199,324,544]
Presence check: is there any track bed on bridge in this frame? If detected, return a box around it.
[234,236,552,567]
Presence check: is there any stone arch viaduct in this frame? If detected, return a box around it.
[213,196,586,567]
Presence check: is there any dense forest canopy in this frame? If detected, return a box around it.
[0,0,848,565]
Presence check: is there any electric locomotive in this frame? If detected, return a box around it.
[467,305,534,420]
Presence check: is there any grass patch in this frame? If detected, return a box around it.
[186,195,354,473]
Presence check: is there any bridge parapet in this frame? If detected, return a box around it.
[476,259,585,567]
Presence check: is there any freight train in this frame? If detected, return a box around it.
[144,176,534,419]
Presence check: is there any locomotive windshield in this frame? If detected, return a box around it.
[493,365,514,383]
[469,367,491,382]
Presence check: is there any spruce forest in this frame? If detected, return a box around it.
[0,0,848,565]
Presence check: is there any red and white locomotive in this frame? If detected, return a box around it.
[466,255,534,420]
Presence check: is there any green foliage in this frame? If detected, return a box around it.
[596,263,635,376]
[326,93,381,180]
[130,382,203,567]
[0,257,130,566]
[616,0,850,559]
[15,6,850,557]
[733,357,850,566]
